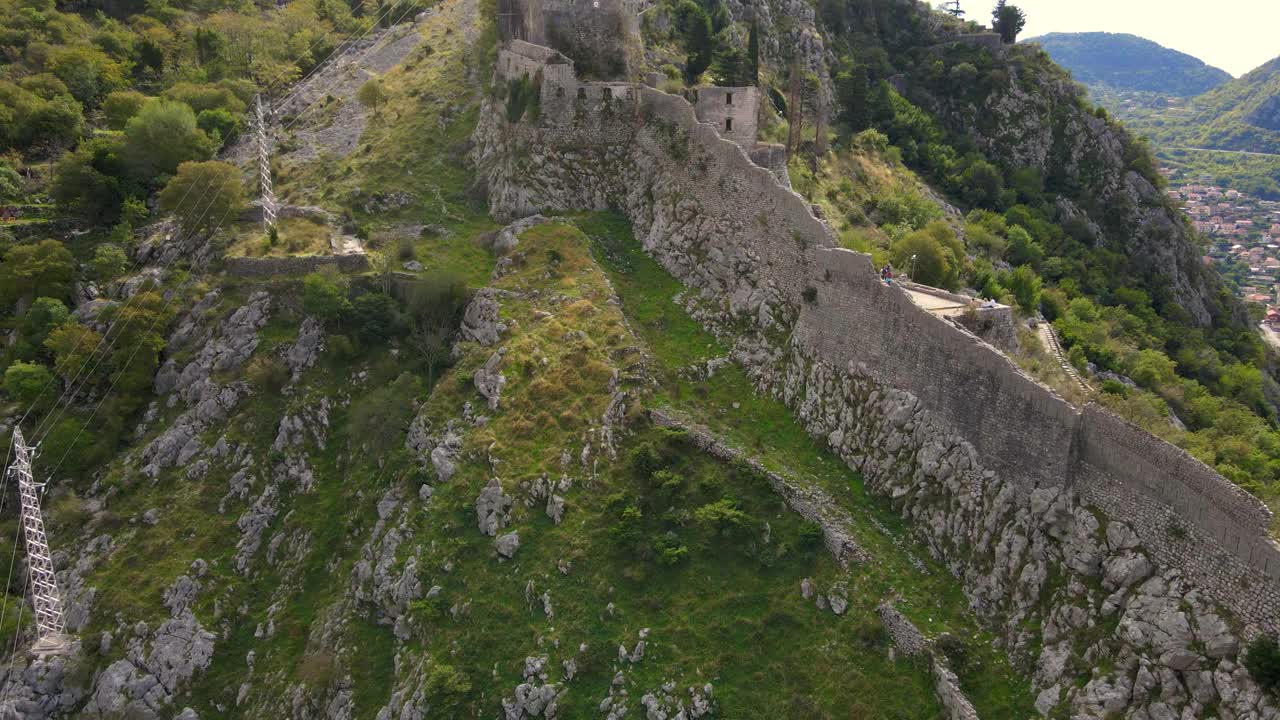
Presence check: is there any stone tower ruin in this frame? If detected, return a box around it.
[496,0,641,80]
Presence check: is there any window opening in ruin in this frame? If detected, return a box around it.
[556,86,565,98]
[726,92,733,105]
[603,87,613,100]
[725,117,733,132]
[577,87,586,99]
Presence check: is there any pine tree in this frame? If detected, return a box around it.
[786,54,803,155]
[683,8,714,83]
[991,1,1026,44]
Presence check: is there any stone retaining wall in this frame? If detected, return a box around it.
[222,254,369,277]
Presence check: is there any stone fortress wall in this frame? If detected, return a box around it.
[478,40,1280,631]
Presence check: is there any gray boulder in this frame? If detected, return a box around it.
[496,532,520,558]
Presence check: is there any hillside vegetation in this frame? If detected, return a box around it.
[2,0,1280,716]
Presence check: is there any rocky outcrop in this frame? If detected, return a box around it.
[783,347,1277,718]
[474,349,507,411]
[502,656,564,719]
[0,645,87,720]
[460,289,509,346]
[487,214,551,255]
[476,478,515,536]
[80,574,216,720]
[143,291,271,477]
[286,317,325,381]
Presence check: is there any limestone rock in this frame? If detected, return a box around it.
[474,350,507,411]
[495,532,520,558]
[285,317,325,381]
[460,289,508,346]
[489,214,550,255]
[476,479,514,536]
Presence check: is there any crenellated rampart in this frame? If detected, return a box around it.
[474,40,1280,635]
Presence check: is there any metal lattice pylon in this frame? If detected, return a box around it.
[254,94,278,231]
[8,428,65,646]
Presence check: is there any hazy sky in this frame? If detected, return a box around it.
[1000,0,1280,77]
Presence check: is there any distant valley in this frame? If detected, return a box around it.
[1028,32,1280,201]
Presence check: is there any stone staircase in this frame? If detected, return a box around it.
[1038,323,1090,394]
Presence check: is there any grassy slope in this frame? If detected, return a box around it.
[393,220,955,717]
[576,212,1037,717]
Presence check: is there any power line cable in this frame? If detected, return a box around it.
[13,0,395,443]
[15,0,409,443]
[278,0,422,132]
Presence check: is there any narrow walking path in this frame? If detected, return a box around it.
[1038,323,1090,394]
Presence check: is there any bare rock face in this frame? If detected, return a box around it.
[476,479,514,536]
[474,350,507,411]
[502,655,563,719]
[460,289,509,346]
[0,643,87,719]
[286,317,325,381]
[143,292,272,477]
[784,349,1279,718]
[79,575,216,720]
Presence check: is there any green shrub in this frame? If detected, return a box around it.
[692,498,754,536]
[936,633,971,673]
[302,267,351,324]
[3,361,53,405]
[889,221,964,290]
[1101,379,1128,396]
[397,236,417,261]
[1002,265,1041,314]
[1246,636,1280,694]
[344,372,421,454]
[246,354,289,393]
[348,292,400,343]
[101,89,148,130]
[424,663,471,710]
[653,532,689,566]
[23,297,70,345]
[505,74,541,123]
[93,243,129,280]
[798,521,823,550]
[196,108,240,145]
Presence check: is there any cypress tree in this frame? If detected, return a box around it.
[746,21,760,86]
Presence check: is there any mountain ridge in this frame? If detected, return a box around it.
[1025,31,1233,96]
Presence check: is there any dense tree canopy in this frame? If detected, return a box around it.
[157,160,245,233]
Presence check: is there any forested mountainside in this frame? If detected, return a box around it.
[1089,50,1280,199]
[1125,56,1280,156]
[1025,32,1232,97]
[2,0,1280,717]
